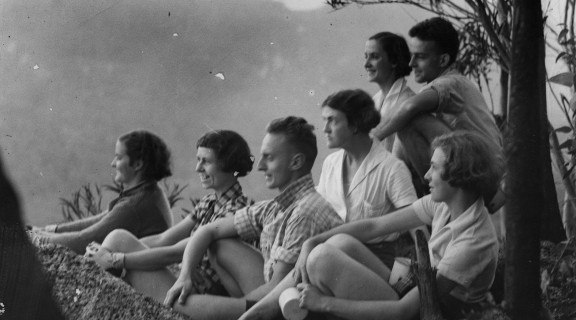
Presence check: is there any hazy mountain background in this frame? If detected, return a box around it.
[3,0,568,227]
[1,0,435,225]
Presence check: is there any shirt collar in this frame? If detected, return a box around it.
[214,181,243,207]
[274,174,315,209]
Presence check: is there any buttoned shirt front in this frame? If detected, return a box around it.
[234,174,342,282]
[187,182,251,291]
[317,140,416,243]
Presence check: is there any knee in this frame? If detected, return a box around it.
[102,229,138,252]
[207,238,233,265]
[306,243,340,282]
[325,234,361,254]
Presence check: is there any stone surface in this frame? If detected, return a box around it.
[34,242,189,320]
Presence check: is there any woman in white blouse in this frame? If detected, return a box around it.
[366,32,414,155]
[317,89,421,269]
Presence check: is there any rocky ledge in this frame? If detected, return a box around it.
[35,242,189,320]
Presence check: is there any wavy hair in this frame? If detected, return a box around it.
[431,131,504,199]
[321,89,380,134]
[196,130,253,177]
[369,31,412,78]
[118,130,172,182]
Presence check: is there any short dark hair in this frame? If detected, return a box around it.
[369,32,412,78]
[409,17,459,65]
[322,89,380,134]
[119,130,172,181]
[196,130,254,177]
[431,131,504,200]
[266,116,317,172]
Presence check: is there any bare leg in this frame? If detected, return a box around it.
[324,234,392,281]
[173,240,265,320]
[306,242,398,300]
[208,238,265,298]
[239,271,297,320]
[101,229,179,303]
[174,294,246,320]
[101,229,148,253]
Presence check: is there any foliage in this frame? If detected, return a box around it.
[180,197,201,220]
[59,180,190,222]
[549,10,576,238]
[160,180,188,209]
[59,184,105,222]
[327,0,512,114]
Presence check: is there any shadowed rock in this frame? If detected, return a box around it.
[34,242,190,320]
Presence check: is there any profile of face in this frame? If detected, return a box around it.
[196,147,237,196]
[321,106,355,149]
[425,147,457,203]
[111,140,141,188]
[364,39,395,84]
[257,133,296,192]
[408,37,447,84]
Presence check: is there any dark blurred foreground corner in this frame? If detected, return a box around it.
[0,154,65,320]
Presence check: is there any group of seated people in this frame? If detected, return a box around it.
[30,17,505,320]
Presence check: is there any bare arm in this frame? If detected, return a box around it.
[123,238,189,270]
[164,216,238,306]
[295,205,424,283]
[45,209,130,254]
[239,270,298,320]
[140,217,196,248]
[301,285,420,320]
[372,89,439,141]
[51,210,109,233]
[244,261,293,301]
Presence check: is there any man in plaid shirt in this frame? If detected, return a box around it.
[164,116,343,320]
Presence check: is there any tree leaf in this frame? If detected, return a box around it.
[549,72,575,87]
[559,139,573,150]
[559,28,569,42]
[571,95,576,112]
[556,52,569,63]
[554,126,573,133]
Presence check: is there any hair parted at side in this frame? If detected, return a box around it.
[196,130,254,177]
[409,17,459,65]
[369,31,412,78]
[322,89,380,134]
[431,131,504,200]
[119,130,172,182]
[266,116,317,172]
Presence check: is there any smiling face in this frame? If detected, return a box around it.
[425,147,457,203]
[111,140,141,188]
[195,147,236,196]
[321,106,355,149]
[364,39,395,85]
[257,133,295,192]
[408,37,447,83]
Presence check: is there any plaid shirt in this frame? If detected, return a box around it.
[234,174,342,282]
[187,182,251,293]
